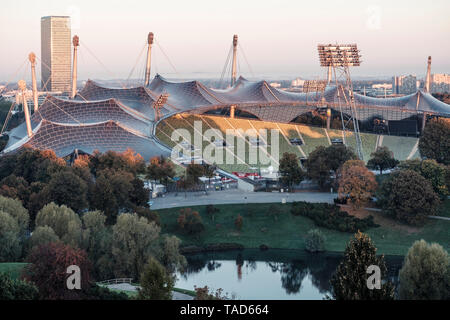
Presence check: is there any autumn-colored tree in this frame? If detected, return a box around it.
[367,146,399,174]
[13,147,66,183]
[419,118,450,165]
[0,175,30,204]
[377,170,440,226]
[90,149,146,176]
[146,156,176,186]
[337,160,378,209]
[177,208,204,234]
[24,242,92,300]
[330,231,395,300]
[235,214,243,231]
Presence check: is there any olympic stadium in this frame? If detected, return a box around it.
[2,36,450,175]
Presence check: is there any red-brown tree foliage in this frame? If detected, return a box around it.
[23,242,92,300]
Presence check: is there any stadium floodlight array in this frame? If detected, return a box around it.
[317,43,364,160]
[317,44,361,67]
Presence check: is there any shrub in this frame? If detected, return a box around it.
[235,214,243,231]
[0,272,38,300]
[194,286,231,300]
[206,204,219,221]
[305,229,326,253]
[177,208,204,234]
[291,202,378,233]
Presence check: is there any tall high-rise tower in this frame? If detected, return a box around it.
[41,16,72,93]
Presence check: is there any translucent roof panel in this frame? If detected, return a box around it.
[32,95,150,136]
[23,120,168,160]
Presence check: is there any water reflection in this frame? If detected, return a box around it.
[176,249,403,300]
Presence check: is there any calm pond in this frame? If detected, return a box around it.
[175,249,404,300]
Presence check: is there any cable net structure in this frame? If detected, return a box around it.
[2,72,450,163]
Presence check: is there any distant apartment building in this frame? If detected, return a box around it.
[430,73,450,93]
[291,78,305,87]
[372,83,392,89]
[41,16,71,93]
[392,75,417,94]
[269,82,281,88]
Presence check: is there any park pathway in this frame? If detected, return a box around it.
[150,189,337,210]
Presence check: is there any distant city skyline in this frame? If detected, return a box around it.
[0,0,449,83]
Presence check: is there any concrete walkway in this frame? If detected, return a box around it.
[104,283,194,300]
[150,189,337,210]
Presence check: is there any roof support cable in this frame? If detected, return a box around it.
[155,40,179,76]
[79,40,128,89]
[238,43,255,79]
[126,42,147,86]
[219,44,233,89]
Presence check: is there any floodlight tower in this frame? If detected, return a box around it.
[28,52,39,111]
[71,35,79,99]
[144,32,154,87]
[425,56,431,93]
[318,43,364,160]
[18,80,33,138]
[231,35,238,87]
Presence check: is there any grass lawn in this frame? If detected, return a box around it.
[158,202,450,256]
[0,263,27,280]
[438,199,450,218]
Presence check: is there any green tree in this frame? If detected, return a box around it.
[377,170,440,226]
[399,159,449,197]
[111,213,161,279]
[136,256,174,300]
[305,229,326,253]
[305,144,357,188]
[398,240,450,300]
[35,203,82,247]
[159,235,187,273]
[43,170,88,213]
[279,152,306,188]
[367,146,399,174]
[0,211,22,262]
[0,272,38,300]
[89,169,134,224]
[0,195,29,236]
[419,118,450,165]
[29,225,60,249]
[80,210,113,280]
[330,231,395,300]
[186,162,205,185]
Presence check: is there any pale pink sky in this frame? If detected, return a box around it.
[0,0,449,82]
